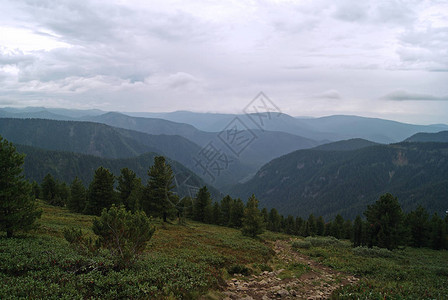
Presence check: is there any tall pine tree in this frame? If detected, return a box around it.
[193,186,211,223]
[68,177,86,213]
[84,167,116,215]
[0,136,41,237]
[241,195,265,237]
[142,157,177,222]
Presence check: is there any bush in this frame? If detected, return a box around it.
[292,240,312,249]
[227,264,251,276]
[63,227,96,255]
[252,263,272,272]
[92,205,155,267]
[305,236,345,247]
[352,246,394,258]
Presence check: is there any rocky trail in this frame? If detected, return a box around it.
[222,239,358,299]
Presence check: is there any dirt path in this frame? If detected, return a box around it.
[222,239,358,299]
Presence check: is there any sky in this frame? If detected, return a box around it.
[1,0,448,125]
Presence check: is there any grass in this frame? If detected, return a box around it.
[0,201,273,299]
[2,202,448,299]
[291,236,448,299]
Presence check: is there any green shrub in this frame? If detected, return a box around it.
[352,246,394,258]
[227,264,251,276]
[63,227,96,254]
[92,205,155,267]
[305,236,345,247]
[292,240,312,249]
[252,263,272,272]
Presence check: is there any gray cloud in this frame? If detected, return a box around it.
[382,90,448,101]
[0,0,447,124]
[314,90,342,99]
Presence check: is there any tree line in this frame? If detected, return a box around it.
[36,156,448,250]
[1,134,447,251]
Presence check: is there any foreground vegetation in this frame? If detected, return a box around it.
[0,201,272,299]
[292,236,448,299]
[1,202,447,299]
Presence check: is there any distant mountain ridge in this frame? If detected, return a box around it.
[313,138,379,151]
[0,118,254,188]
[227,141,448,220]
[405,131,448,143]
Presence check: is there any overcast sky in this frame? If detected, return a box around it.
[1,0,447,124]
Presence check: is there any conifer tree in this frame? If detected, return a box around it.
[261,208,269,225]
[353,215,364,247]
[406,205,430,248]
[241,194,265,237]
[316,216,325,236]
[41,173,57,204]
[193,186,211,222]
[332,214,344,238]
[268,208,281,232]
[68,177,86,213]
[364,193,406,250]
[0,136,41,237]
[284,215,295,235]
[212,201,221,225]
[117,168,143,211]
[84,167,116,215]
[430,213,447,250]
[142,156,177,222]
[220,195,233,226]
[295,216,304,236]
[229,198,245,228]
[307,214,317,236]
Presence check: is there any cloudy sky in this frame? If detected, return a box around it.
[1,0,447,124]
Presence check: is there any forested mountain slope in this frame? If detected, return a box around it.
[16,144,221,199]
[228,142,448,219]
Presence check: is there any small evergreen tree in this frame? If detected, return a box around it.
[68,177,86,213]
[307,214,316,236]
[284,215,296,235]
[212,202,221,225]
[430,213,447,250]
[41,173,57,204]
[241,194,265,237]
[261,208,269,224]
[142,157,177,222]
[117,168,143,211]
[343,219,353,240]
[268,208,281,232]
[332,214,345,239]
[316,216,325,236]
[353,215,364,247]
[229,198,245,228]
[295,216,304,236]
[84,167,116,215]
[193,186,212,223]
[406,205,430,248]
[364,193,406,250]
[0,136,42,237]
[220,195,233,226]
[30,181,41,200]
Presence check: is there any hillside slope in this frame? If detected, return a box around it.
[405,130,448,143]
[227,142,448,219]
[0,118,255,187]
[16,144,221,199]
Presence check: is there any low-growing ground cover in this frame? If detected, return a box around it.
[291,236,448,299]
[0,201,272,299]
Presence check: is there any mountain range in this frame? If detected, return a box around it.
[1,106,447,219]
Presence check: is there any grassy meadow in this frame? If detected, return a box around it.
[0,201,447,299]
